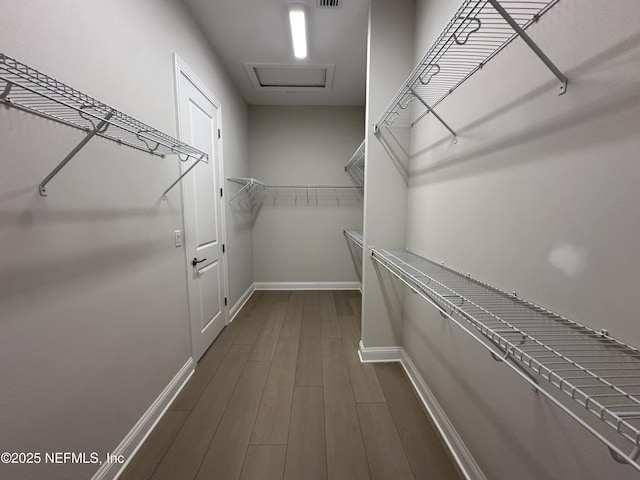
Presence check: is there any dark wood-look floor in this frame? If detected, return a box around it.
[119,291,460,480]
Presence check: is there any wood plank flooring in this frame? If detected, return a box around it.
[119,290,460,480]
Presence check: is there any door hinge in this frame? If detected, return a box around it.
[218,129,221,139]
[220,187,223,197]
[224,297,228,306]
[222,244,225,253]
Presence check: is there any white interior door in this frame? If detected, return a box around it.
[176,58,227,362]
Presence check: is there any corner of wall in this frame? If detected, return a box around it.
[360,0,415,348]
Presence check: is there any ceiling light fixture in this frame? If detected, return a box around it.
[289,6,307,59]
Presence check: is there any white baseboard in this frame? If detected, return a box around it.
[398,350,487,480]
[229,284,255,323]
[358,342,486,480]
[91,358,195,480]
[254,281,361,291]
[357,340,403,363]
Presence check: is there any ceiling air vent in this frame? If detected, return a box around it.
[317,0,341,8]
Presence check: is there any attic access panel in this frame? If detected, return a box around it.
[244,63,335,92]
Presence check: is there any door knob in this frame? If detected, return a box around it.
[192,257,207,267]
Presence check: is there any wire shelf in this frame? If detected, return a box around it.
[374,0,565,136]
[370,248,640,469]
[0,53,208,197]
[227,177,363,209]
[343,228,364,249]
[345,140,365,187]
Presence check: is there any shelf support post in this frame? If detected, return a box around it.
[408,88,457,143]
[487,0,567,95]
[161,154,205,200]
[39,111,113,196]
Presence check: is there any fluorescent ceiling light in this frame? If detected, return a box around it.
[289,6,307,59]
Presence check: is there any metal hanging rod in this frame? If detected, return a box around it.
[374,0,567,136]
[344,140,365,187]
[0,53,208,197]
[370,248,640,471]
[343,228,364,249]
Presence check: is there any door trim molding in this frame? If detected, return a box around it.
[90,358,195,480]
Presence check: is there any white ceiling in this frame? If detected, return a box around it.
[183,0,369,106]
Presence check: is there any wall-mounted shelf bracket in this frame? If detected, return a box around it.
[161,153,208,200]
[487,0,567,95]
[408,87,457,143]
[39,112,113,196]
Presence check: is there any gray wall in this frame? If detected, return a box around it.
[0,1,250,479]
[400,0,640,478]
[248,105,364,285]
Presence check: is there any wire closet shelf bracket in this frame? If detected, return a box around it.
[0,53,208,198]
[374,0,567,140]
[370,248,640,471]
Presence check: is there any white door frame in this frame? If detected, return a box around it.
[173,53,230,358]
